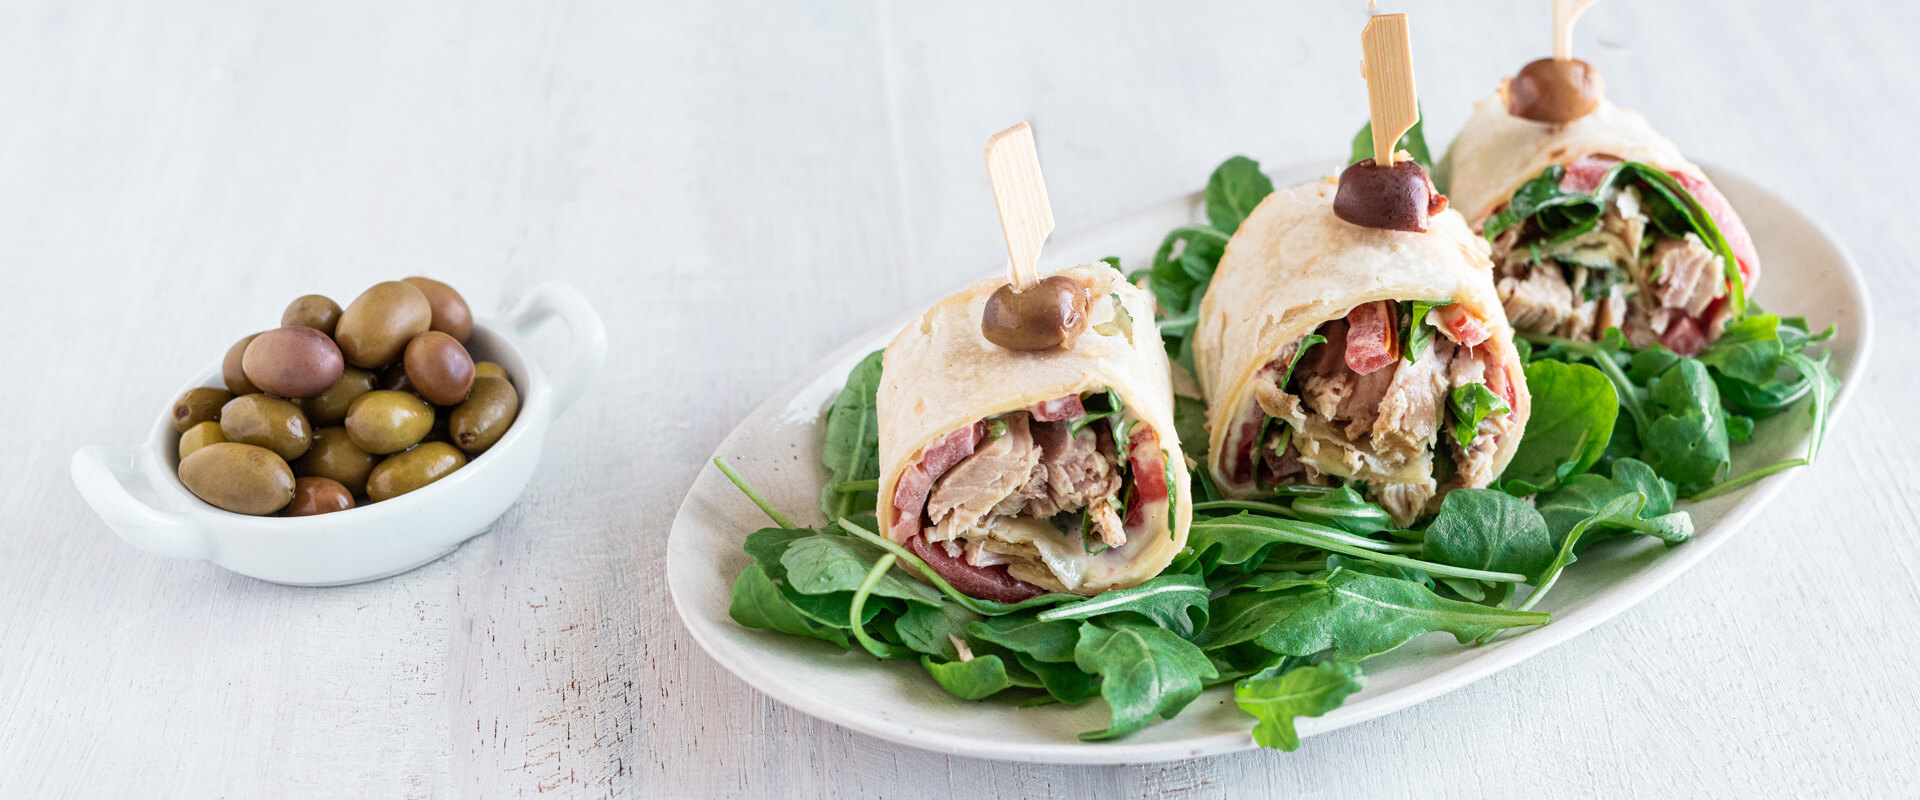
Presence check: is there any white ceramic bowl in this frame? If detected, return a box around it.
[70,280,608,586]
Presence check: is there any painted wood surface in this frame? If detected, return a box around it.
[2,1,1916,796]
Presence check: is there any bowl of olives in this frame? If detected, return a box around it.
[70,279,607,585]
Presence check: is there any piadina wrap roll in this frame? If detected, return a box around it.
[877,263,1192,602]
[1440,89,1761,355]
[1193,178,1532,525]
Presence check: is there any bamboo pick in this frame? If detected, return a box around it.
[1361,13,1418,168]
[983,122,1055,291]
[1554,0,1599,61]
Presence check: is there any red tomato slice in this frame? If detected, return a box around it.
[1344,301,1397,375]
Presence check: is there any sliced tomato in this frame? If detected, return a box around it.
[1126,429,1168,527]
[1434,305,1491,348]
[1344,301,1397,375]
[1029,395,1085,422]
[1560,154,1621,193]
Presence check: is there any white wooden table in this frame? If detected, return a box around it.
[4,1,1916,796]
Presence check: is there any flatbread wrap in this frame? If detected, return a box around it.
[877,263,1192,602]
[1194,177,1532,525]
[1440,87,1761,355]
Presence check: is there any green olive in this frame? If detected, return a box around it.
[178,442,295,515]
[293,427,380,496]
[472,361,509,381]
[219,394,312,461]
[366,442,467,501]
[281,294,343,336]
[171,387,234,433]
[345,390,434,454]
[301,367,377,426]
[450,376,519,455]
[177,421,227,460]
[222,333,262,395]
[335,281,432,368]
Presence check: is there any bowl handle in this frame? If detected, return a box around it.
[70,446,213,560]
[505,280,609,419]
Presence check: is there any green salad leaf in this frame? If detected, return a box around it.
[1074,618,1217,740]
[924,655,1016,700]
[1234,661,1365,751]
[1501,360,1617,493]
[819,349,886,521]
[1420,490,1554,579]
[1349,108,1434,172]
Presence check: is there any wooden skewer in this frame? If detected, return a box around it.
[1554,0,1599,61]
[983,122,1055,291]
[1361,13,1418,168]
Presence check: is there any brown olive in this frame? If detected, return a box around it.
[403,331,476,406]
[219,394,312,460]
[301,367,377,426]
[345,390,434,454]
[222,333,262,395]
[1508,58,1605,124]
[178,442,295,515]
[472,361,508,381]
[981,275,1091,351]
[282,476,355,516]
[293,427,380,495]
[1333,158,1448,233]
[177,421,227,460]
[401,276,474,343]
[281,294,343,336]
[335,281,433,368]
[366,442,467,502]
[172,387,234,432]
[450,376,520,455]
[242,326,346,399]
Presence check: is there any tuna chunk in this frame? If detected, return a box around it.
[1371,338,1452,462]
[1498,265,1577,334]
[1650,233,1725,316]
[927,414,1042,542]
[1019,420,1122,518]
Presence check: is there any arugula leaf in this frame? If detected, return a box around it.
[1183,513,1529,584]
[1201,571,1549,659]
[1350,108,1434,171]
[1695,349,1840,499]
[729,564,851,649]
[1289,485,1392,535]
[1640,359,1732,495]
[1073,618,1218,740]
[1234,661,1365,751]
[1420,489,1554,579]
[1017,654,1097,705]
[1533,459,1688,547]
[967,615,1082,663]
[923,655,1015,700]
[780,535,943,607]
[893,602,981,660]
[1037,573,1211,638]
[1448,382,1510,447]
[1697,314,1783,386]
[1402,300,1451,363]
[1205,155,1277,233]
[819,349,885,521]
[1501,360,1617,494]
[1518,491,1692,615]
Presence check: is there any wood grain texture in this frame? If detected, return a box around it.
[1,0,1916,797]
